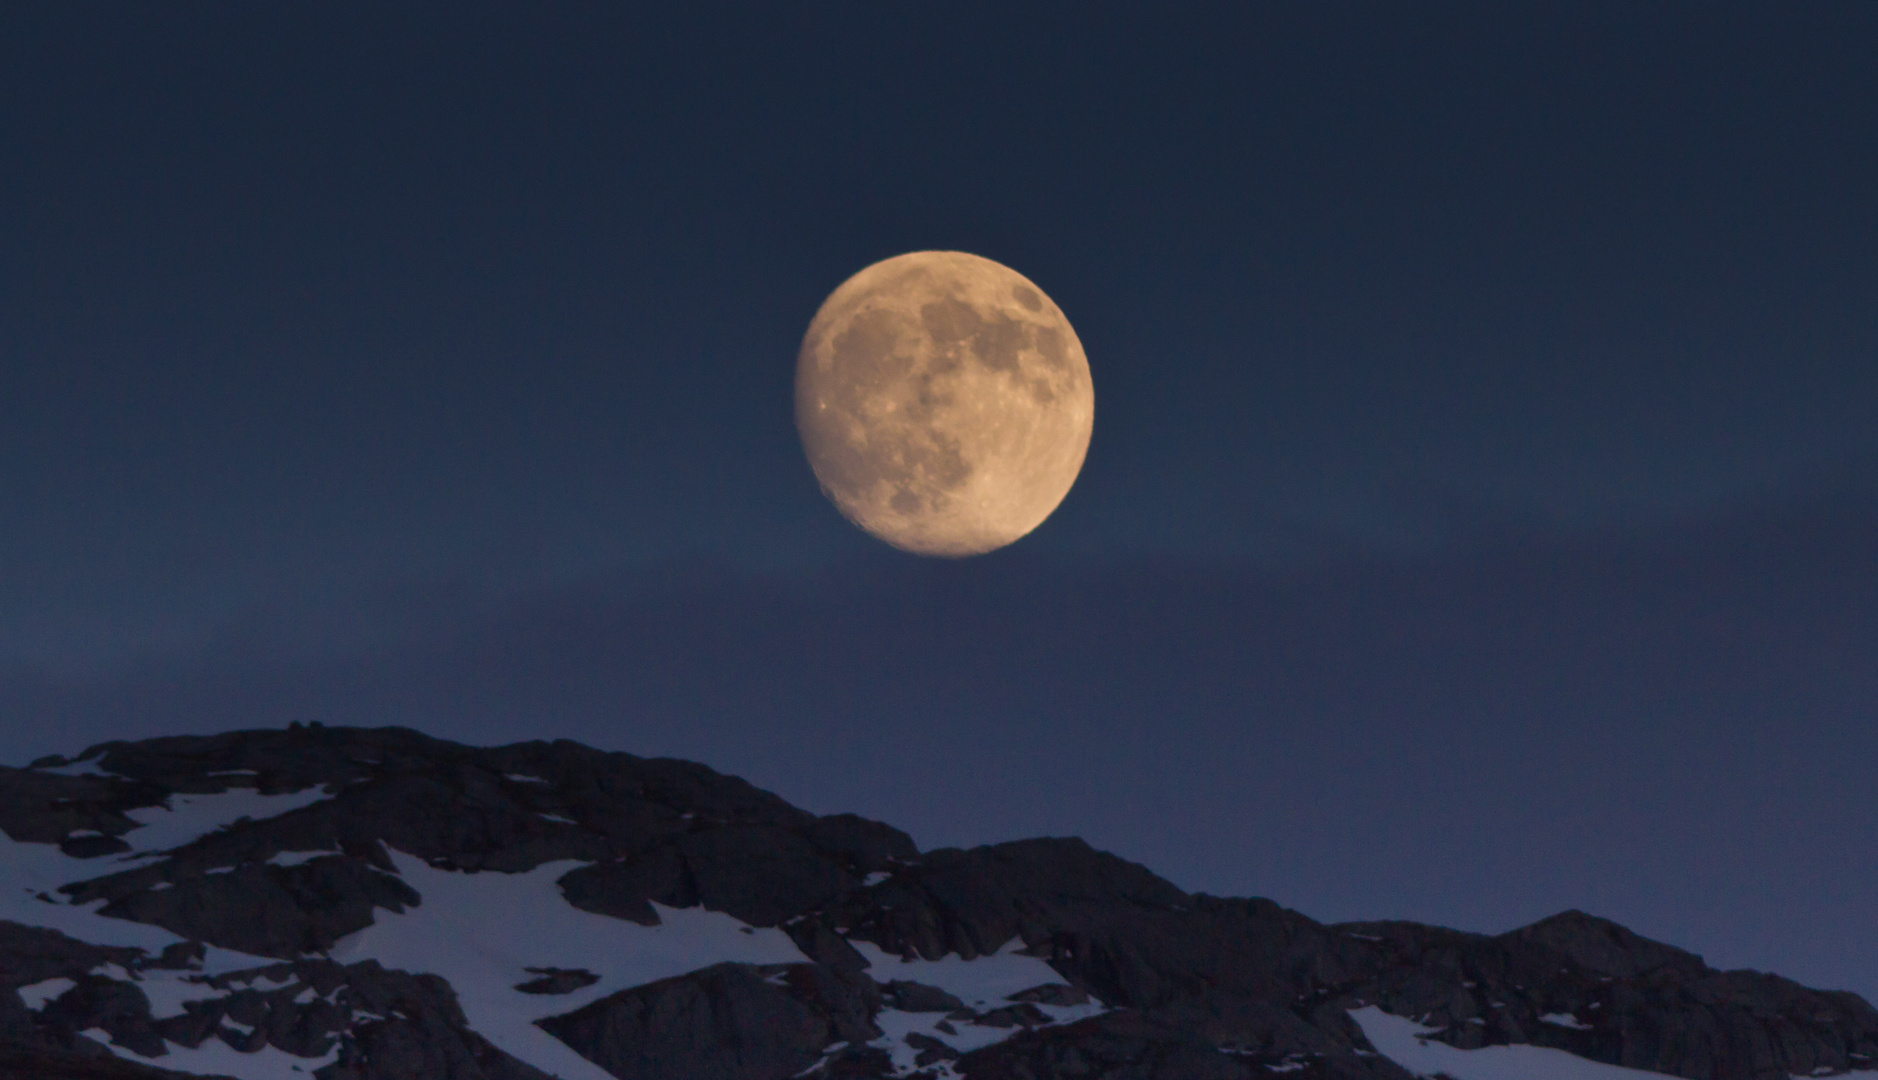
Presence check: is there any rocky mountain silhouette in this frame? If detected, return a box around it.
[1,725,1872,1080]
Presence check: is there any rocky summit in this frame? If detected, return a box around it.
[0,726,1872,1080]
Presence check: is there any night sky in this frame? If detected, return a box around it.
[4,3,1876,1001]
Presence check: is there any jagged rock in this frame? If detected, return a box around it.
[1328,915,1878,1080]
[40,975,166,1058]
[556,843,695,925]
[65,858,420,960]
[956,1005,1414,1080]
[903,1030,958,1066]
[825,836,1189,966]
[557,824,868,929]
[8,726,1878,1080]
[59,836,132,859]
[145,943,206,972]
[1010,983,1091,1006]
[0,940,557,1080]
[777,962,882,1045]
[782,917,873,984]
[798,1042,895,1079]
[801,814,918,876]
[537,962,843,1080]
[1511,908,1710,978]
[679,825,860,927]
[973,1002,1053,1029]
[0,1043,224,1080]
[0,766,162,846]
[0,922,144,990]
[513,968,599,995]
[884,980,964,1012]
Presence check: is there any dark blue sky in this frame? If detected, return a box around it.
[3,3,1876,1000]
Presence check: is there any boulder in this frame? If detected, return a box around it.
[536,962,840,1080]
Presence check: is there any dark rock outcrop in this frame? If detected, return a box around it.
[5,725,1876,1080]
[1329,912,1878,1080]
[537,962,875,1080]
[0,922,145,991]
[0,924,555,1080]
[514,968,600,995]
[0,1044,227,1080]
[30,726,914,960]
[950,1004,1414,1080]
[65,858,420,959]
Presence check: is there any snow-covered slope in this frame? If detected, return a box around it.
[2,726,1873,1080]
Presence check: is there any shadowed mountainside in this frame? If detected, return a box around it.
[1,726,1873,1080]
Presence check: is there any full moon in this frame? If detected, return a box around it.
[795,251,1094,557]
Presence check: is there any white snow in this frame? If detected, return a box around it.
[121,787,334,853]
[27,785,1773,1080]
[266,848,340,867]
[1542,1011,1595,1030]
[505,774,546,783]
[851,939,1106,1074]
[18,977,75,1009]
[0,808,315,990]
[1,829,204,955]
[850,938,1085,1011]
[138,971,225,1020]
[32,758,117,777]
[326,848,811,1080]
[872,1007,1016,1070]
[1351,1006,1684,1079]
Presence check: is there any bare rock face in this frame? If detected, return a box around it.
[1323,914,1878,1080]
[3,724,1876,1080]
[0,1045,217,1080]
[68,858,420,960]
[513,968,599,995]
[558,824,863,929]
[1,940,556,1080]
[536,962,870,1080]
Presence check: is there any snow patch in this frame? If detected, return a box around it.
[850,939,1106,1074]
[33,758,116,777]
[326,848,810,1080]
[850,939,1086,1011]
[18,977,75,1010]
[122,788,334,853]
[1542,1012,1595,1030]
[139,971,224,1020]
[873,1008,1022,1071]
[266,849,340,867]
[0,826,281,968]
[1350,1006,1685,1079]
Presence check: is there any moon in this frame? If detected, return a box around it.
[795,251,1094,557]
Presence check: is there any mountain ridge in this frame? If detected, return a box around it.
[1,725,1872,1080]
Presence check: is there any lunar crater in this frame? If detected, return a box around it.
[796,251,1093,557]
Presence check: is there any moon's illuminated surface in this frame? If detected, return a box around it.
[796,251,1094,556]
